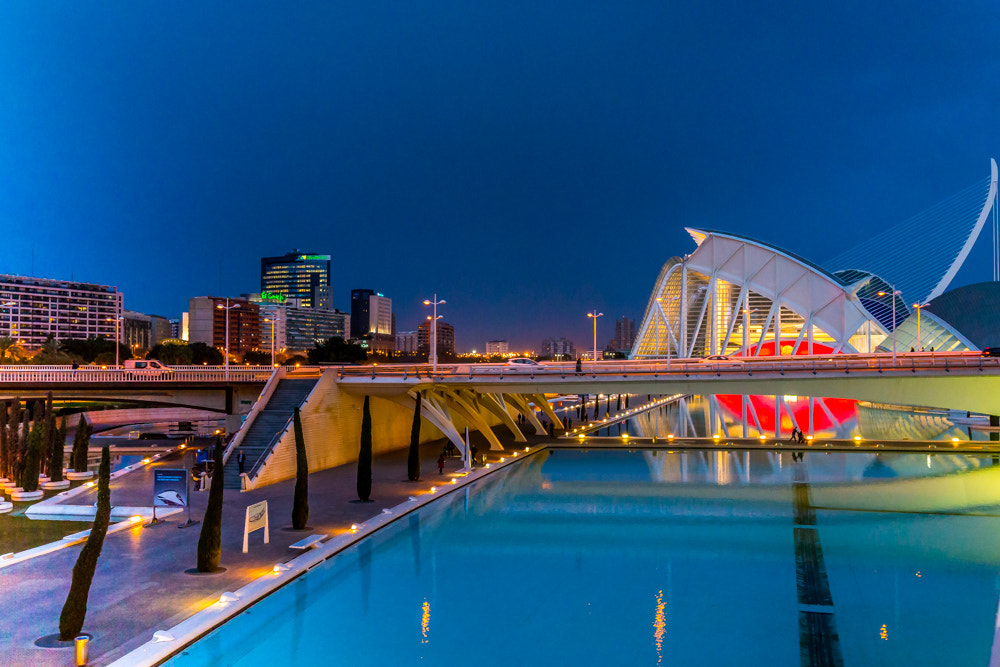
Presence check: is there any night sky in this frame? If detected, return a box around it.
[2,2,1000,352]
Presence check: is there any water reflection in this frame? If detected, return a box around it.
[587,394,991,442]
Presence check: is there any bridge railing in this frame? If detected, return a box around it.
[0,365,275,383]
[335,352,1000,380]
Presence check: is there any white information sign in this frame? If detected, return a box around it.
[243,500,269,553]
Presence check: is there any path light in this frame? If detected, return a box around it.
[759,435,766,442]
[578,434,585,440]
[142,458,151,465]
[129,515,142,524]
[219,592,239,604]
[667,434,674,441]
[499,457,506,463]
[712,434,720,441]
[430,487,437,493]
[273,563,291,574]
[951,437,959,443]
[524,447,530,452]
[85,482,95,488]
[484,463,491,468]
[350,524,361,532]
[806,435,813,441]
[450,478,457,484]
[853,436,862,443]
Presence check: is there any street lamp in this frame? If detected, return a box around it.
[216,299,240,380]
[912,302,929,351]
[876,287,901,365]
[742,308,758,356]
[423,294,445,373]
[105,315,123,368]
[264,317,276,366]
[587,311,603,370]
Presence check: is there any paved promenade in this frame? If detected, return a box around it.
[0,433,524,667]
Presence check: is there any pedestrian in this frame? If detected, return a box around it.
[798,430,806,444]
[575,358,582,375]
[548,422,555,438]
[437,453,445,475]
[470,444,478,468]
[789,427,798,443]
[237,450,246,474]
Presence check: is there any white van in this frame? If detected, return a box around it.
[123,359,173,378]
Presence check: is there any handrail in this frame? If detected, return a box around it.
[223,366,286,465]
[0,366,277,383]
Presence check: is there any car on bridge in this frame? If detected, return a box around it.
[123,359,174,379]
[506,358,545,372]
[699,355,743,363]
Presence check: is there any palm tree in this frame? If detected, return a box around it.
[0,337,25,363]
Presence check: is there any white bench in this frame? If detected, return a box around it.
[289,534,327,550]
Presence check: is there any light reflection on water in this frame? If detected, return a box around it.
[581,394,994,442]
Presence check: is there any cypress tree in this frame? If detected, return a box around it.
[196,436,225,572]
[616,394,621,411]
[42,392,55,477]
[0,401,7,480]
[407,395,421,482]
[18,409,29,485]
[291,407,309,530]
[71,415,90,473]
[21,404,43,493]
[357,396,372,502]
[49,417,66,482]
[58,444,111,640]
[8,400,20,484]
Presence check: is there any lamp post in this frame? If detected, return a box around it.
[216,299,240,380]
[264,317,276,366]
[423,294,445,373]
[912,302,929,351]
[105,316,123,368]
[587,311,603,371]
[876,287,901,365]
[742,308,758,356]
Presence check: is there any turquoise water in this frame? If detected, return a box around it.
[165,449,1000,666]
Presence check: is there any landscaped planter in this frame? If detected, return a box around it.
[0,502,11,514]
[10,490,43,501]
[66,471,94,481]
[40,480,71,490]
[4,487,23,495]
[0,480,19,489]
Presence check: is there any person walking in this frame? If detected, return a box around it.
[437,453,445,475]
[236,450,246,474]
[470,444,478,468]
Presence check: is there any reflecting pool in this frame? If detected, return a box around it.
[166,449,1000,666]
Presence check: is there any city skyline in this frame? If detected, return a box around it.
[2,3,1000,350]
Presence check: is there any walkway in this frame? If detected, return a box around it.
[0,432,528,666]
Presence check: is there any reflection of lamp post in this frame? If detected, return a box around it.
[912,302,929,351]
[264,317,276,366]
[876,287,901,365]
[587,311,603,370]
[423,294,445,373]
[216,299,240,380]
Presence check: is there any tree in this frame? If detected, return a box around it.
[49,417,66,482]
[0,337,25,363]
[31,336,74,365]
[189,342,224,366]
[8,400,21,484]
[357,396,372,502]
[21,403,44,493]
[71,414,91,473]
[291,407,309,529]
[42,393,54,476]
[58,444,111,640]
[241,350,272,365]
[60,337,128,364]
[0,401,7,480]
[148,342,194,365]
[18,410,28,484]
[196,436,225,572]
[308,337,367,364]
[407,395,421,482]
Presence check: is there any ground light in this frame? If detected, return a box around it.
[854,436,862,442]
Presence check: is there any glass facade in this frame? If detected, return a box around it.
[260,252,331,310]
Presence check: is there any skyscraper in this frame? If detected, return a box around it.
[351,289,394,352]
[260,251,331,310]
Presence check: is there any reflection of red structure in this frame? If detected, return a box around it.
[717,341,857,434]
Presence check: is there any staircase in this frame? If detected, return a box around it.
[224,378,318,489]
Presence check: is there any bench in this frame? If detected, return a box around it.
[289,534,327,550]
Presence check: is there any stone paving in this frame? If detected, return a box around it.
[0,430,537,667]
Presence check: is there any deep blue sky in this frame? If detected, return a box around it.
[2,2,1000,351]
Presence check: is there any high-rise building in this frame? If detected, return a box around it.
[541,337,576,359]
[123,310,152,352]
[0,274,122,350]
[187,297,261,359]
[260,252,331,310]
[396,331,418,354]
[613,316,636,351]
[252,295,350,354]
[351,289,394,352]
[486,340,509,355]
[417,320,455,356]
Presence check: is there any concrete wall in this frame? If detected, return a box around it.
[250,370,486,489]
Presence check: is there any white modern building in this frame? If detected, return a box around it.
[0,275,123,350]
[632,159,999,358]
[486,339,509,355]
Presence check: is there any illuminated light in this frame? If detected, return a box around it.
[350,524,361,531]
[712,434,720,440]
[951,437,959,443]
[500,458,506,463]
[915,571,922,578]
[450,478,457,484]
[853,436,862,442]
[129,515,142,524]
[179,444,186,449]
[430,486,437,493]
[273,563,291,574]
[578,435,585,440]
[484,463,491,468]
[219,592,239,603]
[806,435,813,441]
[512,452,518,456]
[759,435,766,441]
[85,482,95,488]
[524,447,530,452]
[880,623,888,641]
[622,434,629,440]
[667,434,674,440]
[142,458,151,465]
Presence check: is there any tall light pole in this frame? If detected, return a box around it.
[742,308,758,356]
[877,287,901,365]
[264,317,276,367]
[216,299,240,380]
[912,302,929,351]
[106,315,123,367]
[587,311,603,370]
[423,294,445,373]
